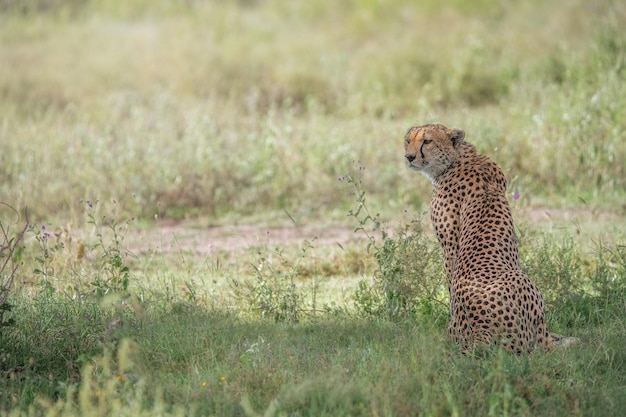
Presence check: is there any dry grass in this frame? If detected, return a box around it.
[0,0,625,225]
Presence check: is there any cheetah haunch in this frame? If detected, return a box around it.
[404,123,565,353]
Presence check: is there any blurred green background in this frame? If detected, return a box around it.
[1,0,624,224]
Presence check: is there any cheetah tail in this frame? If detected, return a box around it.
[549,332,579,348]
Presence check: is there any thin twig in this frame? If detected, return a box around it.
[0,206,29,306]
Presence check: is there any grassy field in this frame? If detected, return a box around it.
[1,0,626,416]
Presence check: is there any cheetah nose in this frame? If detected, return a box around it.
[405,154,416,163]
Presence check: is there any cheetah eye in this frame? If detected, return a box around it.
[423,139,432,145]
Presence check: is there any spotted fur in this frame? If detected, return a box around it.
[404,123,554,353]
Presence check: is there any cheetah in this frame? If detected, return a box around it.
[404,123,570,353]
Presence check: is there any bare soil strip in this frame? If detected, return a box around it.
[125,207,624,256]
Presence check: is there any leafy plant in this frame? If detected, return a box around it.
[86,201,134,297]
[233,237,321,322]
[30,222,64,295]
[0,204,28,332]
[28,201,134,298]
[344,173,447,320]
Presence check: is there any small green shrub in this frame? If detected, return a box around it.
[0,204,28,334]
[28,200,134,298]
[344,173,447,320]
[86,202,133,297]
[232,238,322,322]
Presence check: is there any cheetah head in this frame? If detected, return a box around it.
[404,123,465,181]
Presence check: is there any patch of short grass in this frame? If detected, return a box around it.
[2,300,624,416]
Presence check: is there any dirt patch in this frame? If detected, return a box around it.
[522,207,623,225]
[127,223,365,256]
[125,207,624,256]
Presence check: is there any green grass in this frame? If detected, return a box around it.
[1,0,626,415]
[1,290,625,416]
[1,188,625,416]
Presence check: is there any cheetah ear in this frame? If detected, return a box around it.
[449,129,465,148]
